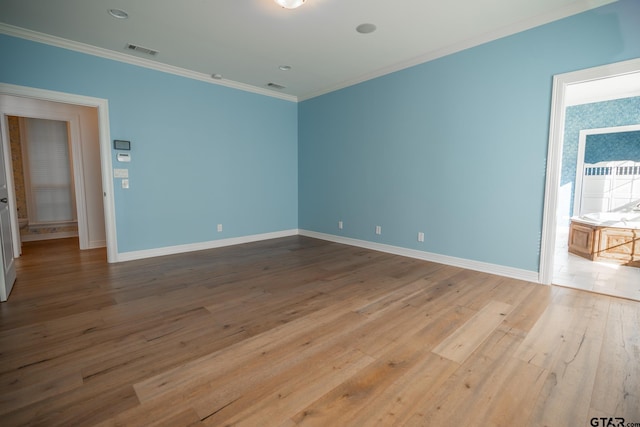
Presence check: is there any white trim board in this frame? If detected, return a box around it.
[299,230,540,284]
[118,227,539,283]
[21,231,79,242]
[0,23,297,103]
[116,229,300,263]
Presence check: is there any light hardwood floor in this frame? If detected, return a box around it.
[0,236,638,426]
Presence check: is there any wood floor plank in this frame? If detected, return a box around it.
[526,332,604,427]
[285,303,474,426]
[407,355,546,427]
[0,370,84,416]
[502,281,557,332]
[1,383,139,426]
[134,303,368,403]
[289,338,445,427]
[199,348,375,426]
[513,289,609,369]
[589,298,640,420]
[347,352,459,427]
[432,300,513,364]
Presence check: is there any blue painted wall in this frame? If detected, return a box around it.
[562,97,640,217]
[298,0,640,272]
[0,35,298,253]
[2,0,640,271]
[585,130,640,163]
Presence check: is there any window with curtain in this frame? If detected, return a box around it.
[22,118,76,224]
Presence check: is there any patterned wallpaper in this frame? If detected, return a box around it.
[585,130,640,163]
[561,97,640,216]
[8,116,28,218]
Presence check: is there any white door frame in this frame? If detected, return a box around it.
[0,83,117,263]
[539,57,640,285]
[9,109,89,248]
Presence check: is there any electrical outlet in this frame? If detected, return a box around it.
[375,225,382,235]
[338,221,343,229]
[418,232,425,242]
[217,224,223,232]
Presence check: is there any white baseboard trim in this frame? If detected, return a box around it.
[299,230,541,284]
[113,228,540,284]
[115,229,300,263]
[87,240,106,249]
[21,231,79,242]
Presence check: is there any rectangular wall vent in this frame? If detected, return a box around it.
[126,43,158,56]
[267,82,286,90]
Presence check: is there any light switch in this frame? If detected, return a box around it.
[122,179,129,189]
[114,168,129,178]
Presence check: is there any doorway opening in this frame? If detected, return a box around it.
[8,116,80,244]
[0,84,117,301]
[1,99,104,255]
[540,58,640,301]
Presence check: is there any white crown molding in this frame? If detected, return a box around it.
[115,229,299,262]
[298,0,618,101]
[2,1,616,103]
[0,23,298,103]
[299,230,540,284]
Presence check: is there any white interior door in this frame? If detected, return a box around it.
[0,123,17,302]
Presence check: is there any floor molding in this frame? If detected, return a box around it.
[116,227,540,283]
[116,229,300,262]
[299,229,541,284]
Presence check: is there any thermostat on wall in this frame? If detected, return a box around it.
[113,140,131,150]
[117,153,131,162]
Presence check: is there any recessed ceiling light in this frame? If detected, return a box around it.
[279,65,292,71]
[274,0,306,9]
[211,73,223,80]
[356,23,377,34]
[108,8,128,19]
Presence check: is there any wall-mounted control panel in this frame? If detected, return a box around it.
[117,153,131,162]
[113,139,131,150]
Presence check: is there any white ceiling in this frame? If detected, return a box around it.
[0,0,617,101]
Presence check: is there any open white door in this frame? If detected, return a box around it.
[0,120,17,302]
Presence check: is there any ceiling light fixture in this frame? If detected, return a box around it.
[108,8,129,19]
[279,65,292,71]
[356,23,377,34]
[274,0,306,9]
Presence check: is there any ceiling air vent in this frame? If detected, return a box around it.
[267,82,286,90]
[126,43,158,56]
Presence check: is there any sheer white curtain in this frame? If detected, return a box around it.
[22,118,76,224]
